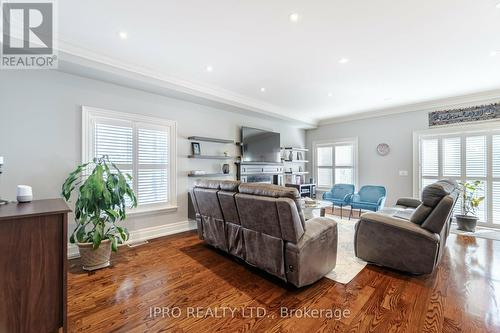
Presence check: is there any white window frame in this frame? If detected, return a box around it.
[82,106,178,215]
[312,137,359,191]
[413,122,500,228]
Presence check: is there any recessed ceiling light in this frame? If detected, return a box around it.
[289,13,300,23]
[118,31,128,40]
[260,87,266,93]
[490,51,498,57]
[496,2,500,9]
[206,65,213,72]
[328,92,333,97]
[338,58,349,64]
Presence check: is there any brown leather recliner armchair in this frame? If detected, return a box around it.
[354,180,459,275]
[191,180,338,287]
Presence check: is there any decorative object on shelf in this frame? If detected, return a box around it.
[222,163,230,174]
[428,102,500,127]
[295,175,302,185]
[191,142,201,155]
[16,185,33,203]
[287,150,293,161]
[309,178,314,184]
[455,180,485,232]
[297,152,303,160]
[298,166,303,172]
[61,155,137,271]
[224,151,229,157]
[376,143,390,156]
[189,170,207,176]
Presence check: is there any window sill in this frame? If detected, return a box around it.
[128,205,178,217]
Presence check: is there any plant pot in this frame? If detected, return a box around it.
[455,215,479,232]
[77,239,112,271]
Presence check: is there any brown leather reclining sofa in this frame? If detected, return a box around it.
[354,180,459,274]
[190,180,338,287]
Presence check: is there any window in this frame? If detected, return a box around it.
[82,106,177,213]
[415,124,500,227]
[314,138,357,189]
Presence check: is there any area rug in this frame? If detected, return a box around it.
[324,218,367,284]
[450,224,500,241]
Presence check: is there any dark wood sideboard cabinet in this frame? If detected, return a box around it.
[0,199,70,333]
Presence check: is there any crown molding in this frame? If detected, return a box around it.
[317,89,500,126]
[56,40,317,129]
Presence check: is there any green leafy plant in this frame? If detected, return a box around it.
[61,155,137,251]
[459,180,485,217]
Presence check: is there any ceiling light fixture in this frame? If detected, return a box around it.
[289,13,300,23]
[328,92,333,97]
[338,57,349,64]
[206,65,213,72]
[490,51,499,57]
[118,31,128,40]
[496,2,500,8]
[260,87,266,93]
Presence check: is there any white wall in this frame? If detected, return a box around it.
[0,70,305,237]
[306,111,430,206]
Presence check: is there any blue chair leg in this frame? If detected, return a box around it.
[340,204,343,219]
[349,207,353,220]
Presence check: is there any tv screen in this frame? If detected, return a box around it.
[241,127,281,163]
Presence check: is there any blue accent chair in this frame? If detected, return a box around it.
[322,184,355,219]
[349,185,387,219]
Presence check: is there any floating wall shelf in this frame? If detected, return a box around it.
[281,147,309,152]
[188,173,233,177]
[282,160,309,163]
[188,136,234,144]
[188,155,233,160]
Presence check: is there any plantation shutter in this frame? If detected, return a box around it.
[95,122,133,166]
[442,137,461,177]
[91,116,170,208]
[418,131,500,226]
[466,136,487,177]
[137,126,169,205]
[492,135,500,224]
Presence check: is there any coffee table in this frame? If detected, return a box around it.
[301,200,332,220]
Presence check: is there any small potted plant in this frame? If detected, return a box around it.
[455,180,484,232]
[61,155,137,270]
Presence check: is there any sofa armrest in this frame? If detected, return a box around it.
[285,217,337,287]
[396,197,422,209]
[294,217,337,250]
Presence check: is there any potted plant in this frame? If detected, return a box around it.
[455,180,484,232]
[61,155,137,270]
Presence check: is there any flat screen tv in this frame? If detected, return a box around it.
[241,127,281,163]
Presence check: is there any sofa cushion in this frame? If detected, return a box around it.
[239,183,299,199]
[410,180,458,225]
[239,183,306,229]
[421,180,457,208]
[410,205,433,225]
[195,179,241,191]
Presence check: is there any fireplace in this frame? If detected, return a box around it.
[236,162,283,186]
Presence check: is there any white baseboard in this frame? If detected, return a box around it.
[67,220,197,259]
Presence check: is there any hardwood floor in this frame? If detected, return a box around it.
[68,227,500,333]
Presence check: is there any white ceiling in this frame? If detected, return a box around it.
[58,0,500,125]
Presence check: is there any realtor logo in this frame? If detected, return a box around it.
[1,0,57,69]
